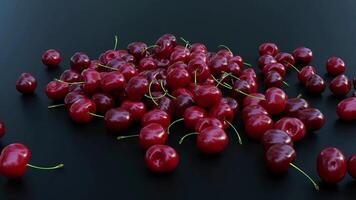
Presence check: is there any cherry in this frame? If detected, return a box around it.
[258,55,277,70]
[156,96,174,116]
[69,98,96,123]
[172,88,193,97]
[347,154,356,179]
[261,129,293,151]
[245,114,274,140]
[259,43,279,56]
[193,85,222,108]
[120,101,146,121]
[183,106,207,130]
[187,58,210,83]
[264,70,284,88]
[297,66,316,84]
[275,52,295,69]
[209,102,234,129]
[229,55,245,67]
[70,52,90,72]
[242,93,266,107]
[297,108,325,131]
[317,147,347,184]
[190,43,208,53]
[262,63,286,77]
[117,63,137,81]
[170,46,190,63]
[81,69,101,94]
[336,97,356,121]
[196,126,229,154]
[172,94,195,117]
[100,71,126,93]
[266,144,296,173]
[142,109,171,128]
[139,123,168,149]
[241,105,269,122]
[166,67,191,90]
[154,58,170,68]
[144,144,179,173]
[42,49,61,67]
[104,108,132,132]
[60,69,83,83]
[292,47,313,65]
[326,57,346,76]
[125,76,149,101]
[285,97,309,117]
[45,80,69,101]
[274,117,306,142]
[127,42,147,59]
[264,87,287,115]
[0,121,5,138]
[232,79,252,100]
[91,93,115,114]
[329,74,351,96]
[226,60,241,77]
[241,68,257,81]
[154,34,177,58]
[63,91,86,109]
[195,117,223,132]
[220,97,239,114]
[16,73,37,94]
[240,75,258,93]
[305,74,326,94]
[209,55,228,76]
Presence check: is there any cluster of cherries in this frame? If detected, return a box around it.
[7,34,356,189]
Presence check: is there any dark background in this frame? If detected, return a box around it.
[0,0,355,199]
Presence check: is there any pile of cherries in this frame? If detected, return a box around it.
[4,34,356,189]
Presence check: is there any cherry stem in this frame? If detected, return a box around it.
[235,89,266,100]
[48,104,65,109]
[218,44,232,55]
[211,75,232,89]
[142,45,158,55]
[117,134,139,140]
[289,163,320,191]
[144,92,166,100]
[180,37,191,48]
[286,62,300,73]
[54,79,84,85]
[179,132,199,144]
[194,69,198,85]
[89,112,104,118]
[97,63,118,71]
[160,80,176,99]
[223,72,240,80]
[167,118,184,135]
[296,94,303,99]
[243,62,252,67]
[215,73,231,88]
[113,35,118,50]
[27,163,64,170]
[148,80,159,106]
[283,81,289,87]
[224,120,242,145]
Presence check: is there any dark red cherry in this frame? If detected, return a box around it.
[190,43,208,53]
[347,154,356,179]
[317,147,347,184]
[265,87,287,115]
[60,69,83,83]
[241,105,269,122]
[69,98,96,123]
[298,66,316,84]
[209,102,234,129]
[183,106,207,130]
[259,43,279,56]
[166,68,191,90]
[274,117,306,142]
[240,75,258,93]
[297,108,325,131]
[326,57,346,76]
[88,60,101,70]
[64,91,86,109]
[81,69,101,94]
[138,57,157,72]
[266,144,296,173]
[262,63,286,77]
[189,51,207,62]
[293,47,313,65]
[187,58,210,83]
[156,96,174,116]
[264,70,283,88]
[139,123,168,149]
[220,97,239,114]
[245,114,274,140]
[261,129,293,151]
[45,80,69,101]
[329,74,351,96]
[194,85,222,108]
[275,52,295,69]
[232,79,251,100]
[0,121,5,138]
[154,58,170,68]
[125,76,149,101]
[16,73,37,94]
[336,97,356,121]
[197,126,229,154]
[195,117,223,132]
[142,109,171,128]
[172,88,193,97]
[70,52,90,72]
[100,71,126,93]
[104,108,132,132]
[154,34,177,58]
[117,63,137,81]
[91,93,115,114]
[241,68,257,81]
[127,42,147,59]
[120,101,146,121]
[144,144,179,173]
[42,49,61,67]
[99,50,122,65]
[242,93,266,107]
[258,55,277,70]
[229,55,244,68]
[173,94,195,117]
[227,60,241,77]
[305,74,326,94]
[170,47,190,63]
[285,97,309,117]
[209,55,228,76]
[216,49,233,59]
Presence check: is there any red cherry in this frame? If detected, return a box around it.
[183,106,207,130]
[317,147,347,184]
[229,55,244,67]
[70,52,90,72]
[99,50,121,65]
[69,98,96,123]
[144,144,179,173]
[127,42,147,59]
[156,96,174,116]
[0,121,5,138]
[154,34,177,58]
[193,85,222,108]
[91,93,115,114]
[88,60,101,70]
[305,74,326,95]
[261,129,293,151]
[262,63,286,77]
[241,105,269,122]
[285,97,309,117]
[265,87,288,115]
[42,49,61,67]
[329,74,351,96]
[240,75,258,93]
[125,76,149,101]
[120,101,146,121]
[242,93,266,107]
[197,126,229,154]
[298,66,316,84]
[209,55,228,76]
[166,68,191,90]
[195,117,223,132]
[259,43,279,56]
[138,57,157,72]
[81,69,101,94]
[258,55,277,70]
[154,58,170,68]
[64,91,86,109]
[292,47,313,65]
[190,43,208,53]
[100,71,126,93]
[142,109,171,128]
[117,63,137,81]
[60,69,83,83]
[232,79,251,100]
[227,60,241,77]
[139,123,168,149]
[245,114,273,140]
[16,73,37,94]
[170,47,190,63]
[45,80,69,101]
[0,143,31,178]
[264,70,284,88]
[187,58,210,83]
[241,68,257,81]
[209,102,234,129]
[336,97,356,121]
[347,154,356,179]
[220,97,239,114]
[297,108,325,131]
[172,94,195,117]
[104,108,132,132]
[275,52,295,69]
[326,57,346,76]
[274,117,306,142]
[265,144,296,173]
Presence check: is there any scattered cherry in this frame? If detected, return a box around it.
[69,98,96,123]
[144,144,179,173]
[261,129,293,151]
[329,74,351,96]
[326,57,346,76]
[297,108,325,131]
[104,108,132,132]
[347,154,356,179]
[336,97,356,121]
[305,74,326,95]
[139,123,168,149]
[70,52,91,72]
[16,73,37,94]
[42,49,61,67]
[196,126,229,154]
[274,117,306,142]
[317,147,347,184]
[292,47,313,65]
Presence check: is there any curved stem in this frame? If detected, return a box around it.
[194,69,197,85]
[142,45,158,55]
[211,74,232,89]
[218,44,232,55]
[235,89,266,100]
[180,37,191,48]
[167,118,184,135]
[286,62,300,73]
[97,63,118,71]
[243,62,252,67]
[54,79,84,85]
[289,163,320,191]
[89,112,104,118]
[283,81,289,87]
[48,104,65,109]
[224,72,240,80]
[148,80,159,106]
[296,94,303,99]
[144,92,166,100]
[179,132,199,144]
[27,163,64,170]
[160,80,176,99]
[224,120,242,145]
[113,35,118,50]
[215,73,231,88]
[117,134,139,140]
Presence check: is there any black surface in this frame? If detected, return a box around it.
[0,0,356,199]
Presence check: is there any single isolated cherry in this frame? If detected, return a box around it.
[326,57,346,76]
[292,47,313,65]
[139,123,168,149]
[317,147,347,184]
[305,74,326,95]
[347,154,356,179]
[261,129,293,151]
[336,97,356,121]
[0,121,5,138]
[69,98,97,123]
[274,117,306,142]
[329,74,351,96]
[297,108,325,131]
[259,43,279,56]
[42,49,61,67]
[144,144,179,173]
[16,73,37,94]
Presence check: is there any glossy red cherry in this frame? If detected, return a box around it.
[240,75,258,93]
[117,63,137,81]
[104,108,132,132]
[127,41,147,59]
[329,74,351,96]
[262,63,286,77]
[242,93,266,107]
[190,43,208,53]
[285,97,309,117]
[154,34,177,58]
[156,96,174,116]
[0,121,5,138]
[292,47,313,65]
[139,123,168,149]
[259,43,279,56]
[241,68,257,81]
[297,108,325,131]
[258,55,277,70]
[229,55,244,67]
[265,87,287,115]
[197,126,229,154]
[209,102,234,129]
[170,46,190,63]
[232,79,252,100]
[261,129,293,151]
[317,147,347,184]
[120,101,146,121]
[91,93,115,114]
[183,106,207,130]
[275,52,295,69]
[298,66,316,84]
[193,85,222,108]
[100,71,126,93]
[60,69,83,83]
[220,97,239,114]
[81,69,101,94]
[144,144,179,173]
[347,154,356,179]
[274,117,306,142]
[195,117,223,132]
[42,49,61,67]
[70,52,90,72]
[45,80,69,101]
[0,143,31,178]
[142,109,171,128]
[336,97,356,121]
[264,70,284,88]
[138,57,157,72]
[172,94,195,117]
[187,58,210,83]
[209,55,228,76]
[265,144,296,173]
[305,74,326,94]
[166,68,191,90]
[69,98,96,123]
[245,114,273,140]
[125,76,149,101]
[64,91,86,109]
[16,73,37,94]
[241,105,269,122]
[326,57,346,76]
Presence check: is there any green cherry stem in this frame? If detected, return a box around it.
[142,45,159,55]
[113,35,119,50]
[180,37,192,48]
[148,80,159,106]
[283,81,290,87]
[48,104,65,109]
[224,120,242,145]
[289,163,320,191]
[89,112,104,118]
[160,80,176,99]
[27,163,64,170]
[117,134,139,140]
[296,94,303,99]
[179,132,199,144]
[223,72,240,80]
[218,44,232,55]
[211,75,232,89]
[243,62,252,67]
[54,79,85,85]
[286,62,300,73]
[235,89,266,100]
[167,118,184,135]
[97,63,118,71]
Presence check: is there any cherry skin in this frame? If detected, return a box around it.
[297,108,325,131]
[329,74,351,96]
[0,143,31,179]
[232,79,252,100]
[285,97,309,117]
[347,154,356,179]
[259,43,279,56]
[265,144,296,173]
[317,147,347,184]
[70,52,90,72]
[64,91,86,109]
[241,105,269,122]
[258,55,277,70]
[144,144,179,173]
[292,47,313,65]
[305,74,326,95]
[166,68,191,90]
[156,96,174,116]
[265,87,288,115]
[138,57,157,72]
[298,66,316,84]
[274,117,306,142]
[209,55,228,76]
[69,98,96,123]
[154,34,177,58]
[227,60,241,77]
[42,49,61,67]
[141,109,171,128]
[209,102,234,129]
[0,121,5,138]
[193,85,222,108]
[262,63,286,77]
[183,106,207,130]
[81,69,101,94]
[16,73,37,94]
[187,58,210,83]
[117,63,137,81]
[195,117,223,132]
[326,57,346,76]
[275,52,295,69]
[190,43,208,53]
[172,94,195,117]
[100,71,126,93]
[45,80,69,101]
[120,101,147,121]
[261,129,293,151]
[242,93,266,107]
[336,97,356,121]
[91,93,115,114]
[104,108,132,132]
[245,114,274,140]
[60,69,83,83]
[220,97,239,114]
[197,126,229,154]
[264,70,284,88]
[125,76,149,101]
[127,41,147,59]
[240,75,258,93]
[139,123,168,149]
[241,68,257,81]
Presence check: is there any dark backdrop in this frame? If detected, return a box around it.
[0,0,355,199]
